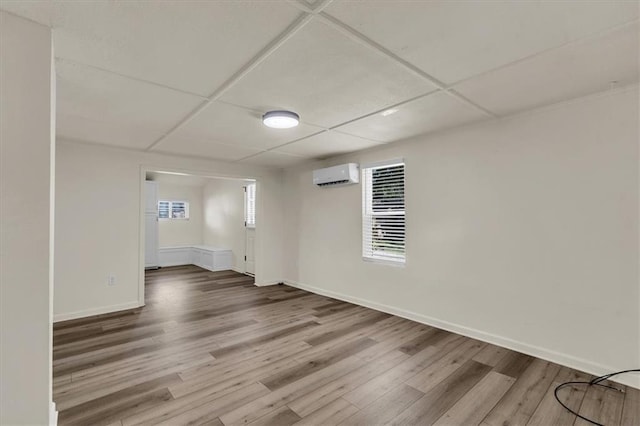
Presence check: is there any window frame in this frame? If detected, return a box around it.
[158,200,190,220]
[362,159,406,266]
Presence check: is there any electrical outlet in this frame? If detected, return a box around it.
[107,275,116,286]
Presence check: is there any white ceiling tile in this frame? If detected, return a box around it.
[336,91,488,143]
[56,113,164,150]
[160,101,324,151]
[238,151,306,168]
[56,60,204,149]
[454,23,639,116]
[220,19,436,128]
[152,136,262,162]
[276,130,383,158]
[325,1,638,84]
[47,1,301,96]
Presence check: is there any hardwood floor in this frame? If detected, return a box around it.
[53,265,638,426]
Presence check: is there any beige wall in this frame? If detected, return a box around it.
[0,11,55,424]
[203,178,248,273]
[283,87,639,387]
[54,140,284,320]
[157,183,204,247]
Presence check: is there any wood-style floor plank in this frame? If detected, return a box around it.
[292,397,359,426]
[338,384,425,426]
[574,382,625,426]
[287,349,409,417]
[51,265,639,426]
[526,367,591,426]
[481,358,561,426]
[621,385,640,426]
[432,371,515,426]
[388,360,493,425]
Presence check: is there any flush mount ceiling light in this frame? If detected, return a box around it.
[262,110,300,129]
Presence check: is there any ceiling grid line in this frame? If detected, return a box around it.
[447,18,640,88]
[257,91,441,154]
[55,57,209,100]
[315,11,499,118]
[144,0,337,153]
[143,13,314,151]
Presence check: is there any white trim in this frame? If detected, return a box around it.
[255,280,280,287]
[138,167,146,307]
[53,301,141,323]
[284,279,640,389]
[362,256,406,268]
[157,245,232,271]
[361,157,404,170]
[158,246,193,267]
[49,401,57,426]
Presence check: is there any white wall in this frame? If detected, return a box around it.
[0,11,56,424]
[283,87,639,386]
[157,182,204,247]
[203,178,249,273]
[54,141,284,320]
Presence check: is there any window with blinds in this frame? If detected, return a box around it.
[158,200,190,220]
[362,160,405,265]
[245,182,256,228]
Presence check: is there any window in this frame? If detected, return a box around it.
[362,160,405,265]
[245,182,256,228]
[158,200,189,220]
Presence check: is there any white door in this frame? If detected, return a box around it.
[145,212,158,268]
[144,181,158,213]
[244,182,256,276]
[245,229,255,275]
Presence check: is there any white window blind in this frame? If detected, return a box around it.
[362,160,405,264]
[158,200,190,220]
[158,201,170,219]
[245,182,256,228]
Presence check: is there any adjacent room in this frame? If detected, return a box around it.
[143,171,256,277]
[1,1,638,425]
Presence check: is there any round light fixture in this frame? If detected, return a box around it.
[262,110,300,129]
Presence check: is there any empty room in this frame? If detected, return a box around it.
[0,1,638,426]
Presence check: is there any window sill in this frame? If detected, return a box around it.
[362,256,406,268]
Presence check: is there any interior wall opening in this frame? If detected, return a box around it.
[141,169,257,304]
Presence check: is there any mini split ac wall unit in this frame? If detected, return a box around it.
[313,163,360,187]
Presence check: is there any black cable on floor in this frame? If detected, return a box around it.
[554,369,639,426]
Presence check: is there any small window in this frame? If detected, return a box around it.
[362,160,405,265]
[158,200,189,220]
[245,182,256,228]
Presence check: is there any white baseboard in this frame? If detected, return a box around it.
[53,301,141,323]
[255,280,280,287]
[285,279,639,389]
[49,401,57,426]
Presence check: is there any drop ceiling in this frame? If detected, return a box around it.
[1,0,637,168]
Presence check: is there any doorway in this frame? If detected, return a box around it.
[139,168,257,305]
